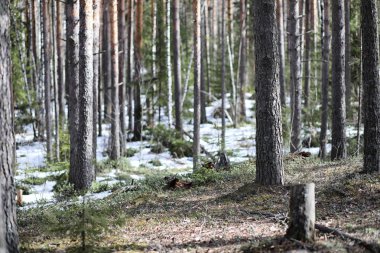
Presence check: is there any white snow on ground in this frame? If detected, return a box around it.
[15,94,356,205]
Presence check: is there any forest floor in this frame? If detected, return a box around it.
[19,156,380,253]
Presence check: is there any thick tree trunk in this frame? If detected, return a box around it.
[276,0,286,107]
[331,0,347,160]
[362,0,380,173]
[67,0,80,189]
[173,0,183,133]
[193,0,201,171]
[286,183,315,242]
[110,0,121,159]
[319,0,330,159]
[43,0,52,161]
[288,0,302,153]
[253,0,284,185]
[76,0,95,189]
[133,0,143,140]
[0,1,20,250]
[93,0,101,159]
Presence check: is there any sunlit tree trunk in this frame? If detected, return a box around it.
[173,0,183,133]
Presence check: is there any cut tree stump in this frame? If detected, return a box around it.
[286,183,315,242]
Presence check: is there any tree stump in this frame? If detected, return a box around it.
[286,183,315,242]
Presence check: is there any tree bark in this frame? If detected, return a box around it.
[276,0,286,107]
[238,0,247,121]
[102,1,112,122]
[173,0,183,133]
[200,1,207,124]
[288,0,302,153]
[166,0,173,128]
[286,183,315,242]
[319,0,330,159]
[56,0,65,128]
[93,0,101,159]
[362,0,380,173]
[253,0,284,185]
[193,0,201,171]
[331,0,347,160]
[303,0,311,107]
[127,0,133,131]
[345,0,351,116]
[221,0,226,151]
[0,0,20,250]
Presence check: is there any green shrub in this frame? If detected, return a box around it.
[149,159,162,167]
[151,143,165,154]
[91,182,110,193]
[190,167,222,185]
[123,148,138,157]
[169,139,193,158]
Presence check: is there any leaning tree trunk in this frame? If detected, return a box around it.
[331,0,346,160]
[253,0,284,185]
[288,0,302,153]
[362,0,380,173]
[0,0,20,251]
[76,0,95,190]
[110,0,120,159]
[286,183,315,242]
[319,0,330,159]
[193,0,201,171]
[173,0,183,133]
[43,0,52,161]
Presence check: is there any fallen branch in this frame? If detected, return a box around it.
[182,130,216,162]
[315,224,380,253]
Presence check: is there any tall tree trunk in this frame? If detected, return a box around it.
[148,0,157,127]
[238,0,247,120]
[102,1,112,122]
[93,0,101,159]
[200,0,207,124]
[43,0,52,161]
[362,0,380,173]
[319,0,330,159]
[75,0,95,190]
[193,0,201,171]
[173,0,183,133]
[166,0,173,127]
[127,0,133,131]
[0,0,20,250]
[345,0,351,117]
[118,0,126,155]
[133,0,143,140]
[67,0,80,188]
[221,0,226,151]
[288,0,302,153]
[331,0,346,160]
[277,0,286,107]
[303,0,311,107]
[56,0,65,128]
[253,0,284,185]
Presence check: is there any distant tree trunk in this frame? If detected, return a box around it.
[227,0,234,61]
[303,0,311,107]
[200,1,207,124]
[237,0,247,122]
[221,0,226,151]
[133,0,143,140]
[193,0,201,171]
[319,0,330,159]
[362,0,380,173]
[276,0,286,107]
[148,0,157,127]
[331,0,347,160]
[75,0,95,190]
[173,0,183,133]
[345,0,351,116]
[0,0,20,250]
[93,0,101,159]
[102,1,112,122]
[43,0,52,161]
[288,0,302,153]
[166,0,173,128]
[253,0,284,185]
[67,0,80,189]
[118,0,126,155]
[127,0,133,131]
[56,0,65,127]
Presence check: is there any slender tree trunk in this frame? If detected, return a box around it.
[127,0,133,131]
[103,1,112,122]
[221,0,226,151]
[193,0,201,171]
[331,0,346,160]
[76,0,95,190]
[238,0,247,120]
[43,0,52,161]
[166,0,173,128]
[0,0,20,250]
[345,0,351,116]
[56,0,65,128]
[277,0,286,107]
[362,0,380,173]
[319,0,330,159]
[173,0,183,133]
[133,0,143,140]
[200,1,207,124]
[253,0,284,185]
[67,0,80,188]
[288,0,302,153]
[118,0,126,155]
[93,0,101,159]
[148,0,157,127]
[303,0,311,107]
